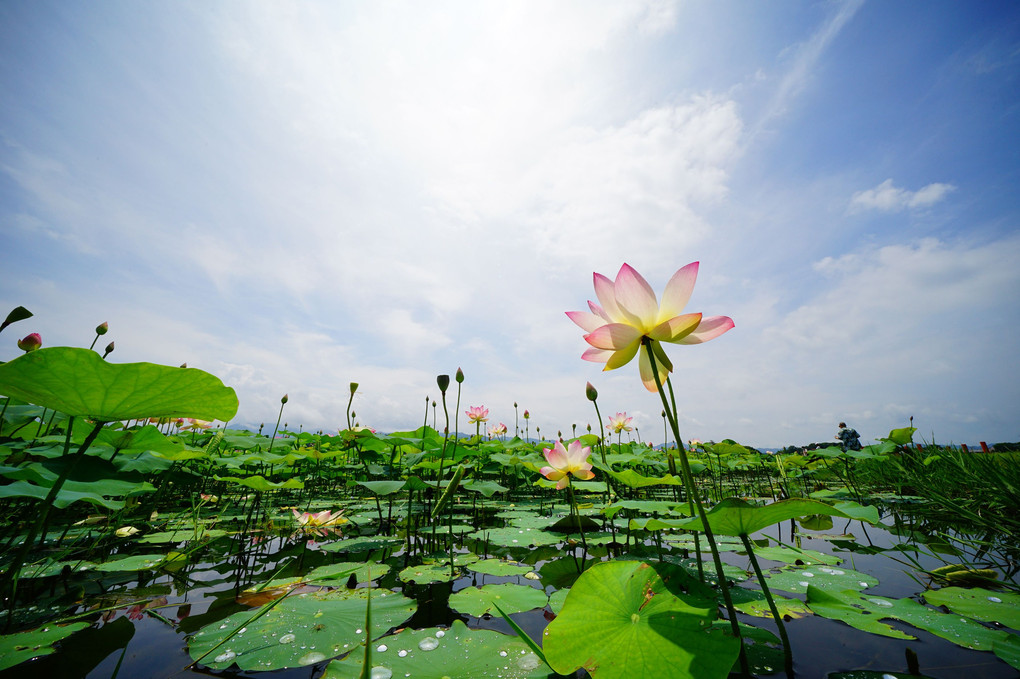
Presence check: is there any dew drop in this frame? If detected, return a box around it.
[298,651,327,665]
[435,630,446,638]
[214,650,236,663]
[798,581,810,587]
[802,572,814,577]
[859,582,869,588]
[279,633,296,644]
[377,644,388,652]
[499,650,508,657]
[831,569,845,575]
[355,628,363,634]
[418,636,440,651]
[988,596,1002,603]
[881,674,898,679]
[868,598,893,607]
[370,667,393,679]
[398,649,408,657]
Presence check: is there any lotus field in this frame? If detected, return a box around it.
[0,265,1017,679]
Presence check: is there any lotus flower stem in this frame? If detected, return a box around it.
[643,339,749,677]
[739,532,794,677]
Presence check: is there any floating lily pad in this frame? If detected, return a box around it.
[303,562,388,584]
[549,587,569,614]
[0,622,90,671]
[188,588,415,671]
[993,634,1020,670]
[542,560,739,679]
[750,544,841,566]
[320,619,547,678]
[20,559,98,579]
[766,565,877,594]
[729,586,812,619]
[398,562,462,585]
[94,554,170,572]
[449,583,548,617]
[468,559,535,577]
[320,536,405,553]
[807,586,1014,650]
[923,586,1020,629]
[468,527,562,548]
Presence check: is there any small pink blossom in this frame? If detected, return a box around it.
[465,406,489,424]
[540,439,596,490]
[488,422,508,437]
[292,508,346,537]
[181,418,212,431]
[17,333,41,352]
[607,412,634,434]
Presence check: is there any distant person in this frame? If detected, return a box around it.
[836,422,862,451]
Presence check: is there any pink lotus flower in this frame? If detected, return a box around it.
[540,439,595,490]
[607,412,633,434]
[488,422,508,437]
[292,508,347,537]
[567,262,733,391]
[181,418,212,431]
[17,333,41,352]
[465,406,489,424]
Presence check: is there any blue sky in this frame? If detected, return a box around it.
[2,1,1018,448]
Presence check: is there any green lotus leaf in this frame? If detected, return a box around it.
[188,588,415,671]
[398,562,462,585]
[462,479,509,497]
[467,526,562,548]
[807,586,1013,650]
[749,544,841,565]
[0,347,237,421]
[303,562,388,584]
[678,497,879,536]
[766,565,877,594]
[355,480,407,496]
[922,586,1020,629]
[0,622,90,671]
[993,634,1020,670]
[320,536,405,553]
[542,559,739,679]
[468,559,535,577]
[728,586,812,619]
[449,583,548,617]
[321,619,547,678]
[214,475,304,491]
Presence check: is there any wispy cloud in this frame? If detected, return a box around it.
[848,178,957,213]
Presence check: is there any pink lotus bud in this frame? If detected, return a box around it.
[585,382,598,401]
[281,394,289,404]
[102,341,115,358]
[17,333,41,352]
[455,367,464,383]
[96,321,109,336]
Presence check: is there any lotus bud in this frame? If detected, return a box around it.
[350,382,359,394]
[455,367,464,383]
[180,362,187,369]
[523,410,530,419]
[585,381,598,401]
[96,321,109,336]
[281,394,288,404]
[17,333,41,352]
[437,374,450,393]
[102,341,115,358]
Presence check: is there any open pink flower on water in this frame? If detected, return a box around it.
[292,508,347,536]
[540,439,595,489]
[465,406,489,424]
[607,412,633,434]
[567,262,734,391]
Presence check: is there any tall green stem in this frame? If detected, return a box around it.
[642,339,749,677]
[740,533,794,677]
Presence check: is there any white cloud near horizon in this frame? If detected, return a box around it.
[848,178,957,213]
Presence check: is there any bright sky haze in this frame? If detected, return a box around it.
[2,1,1018,448]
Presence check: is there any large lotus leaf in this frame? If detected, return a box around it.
[538,557,601,589]
[467,526,562,548]
[214,475,303,491]
[398,562,462,585]
[678,498,879,536]
[0,480,125,510]
[542,560,739,679]
[321,619,547,678]
[750,544,841,566]
[994,634,1020,670]
[0,347,237,421]
[593,462,684,488]
[728,586,812,620]
[0,622,90,671]
[468,559,535,577]
[355,480,407,496]
[188,588,416,671]
[449,583,548,617]
[320,536,405,553]
[95,554,173,572]
[923,586,1020,629]
[808,587,1014,650]
[766,565,877,594]
[462,479,509,497]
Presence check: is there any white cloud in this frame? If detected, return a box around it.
[848,178,957,213]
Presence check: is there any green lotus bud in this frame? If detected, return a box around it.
[437,374,450,393]
[281,393,289,404]
[102,341,115,358]
[455,367,464,383]
[585,381,598,401]
[350,382,359,394]
[96,321,109,336]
